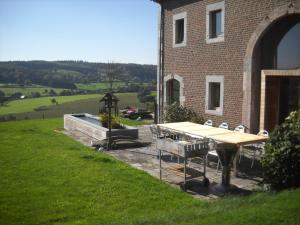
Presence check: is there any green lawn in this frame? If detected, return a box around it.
[0,94,100,115]
[0,119,300,225]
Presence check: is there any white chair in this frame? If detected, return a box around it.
[234,125,246,133]
[207,148,220,173]
[219,122,229,129]
[240,130,269,168]
[149,125,165,156]
[207,122,229,173]
[204,120,213,126]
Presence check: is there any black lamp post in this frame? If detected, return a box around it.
[100,92,119,150]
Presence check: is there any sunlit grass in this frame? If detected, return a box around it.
[0,118,299,225]
[0,94,100,115]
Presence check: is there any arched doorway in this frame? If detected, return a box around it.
[243,5,300,132]
[166,78,180,105]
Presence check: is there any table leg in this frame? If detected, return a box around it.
[233,144,241,177]
[212,143,238,194]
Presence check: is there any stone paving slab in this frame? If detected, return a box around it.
[64,125,263,200]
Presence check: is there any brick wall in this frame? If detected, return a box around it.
[160,0,295,130]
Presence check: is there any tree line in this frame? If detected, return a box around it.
[0,61,157,89]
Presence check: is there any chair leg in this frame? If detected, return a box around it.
[206,154,209,166]
[251,150,256,168]
[239,149,243,164]
[216,159,220,174]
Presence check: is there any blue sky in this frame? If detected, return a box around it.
[0,0,158,64]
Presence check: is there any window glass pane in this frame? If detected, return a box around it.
[167,79,180,104]
[175,19,184,44]
[277,22,300,69]
[210,10,222,38]
[215,10,222,36]
[209,82,220,110]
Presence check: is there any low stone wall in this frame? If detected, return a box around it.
[64,113,138,141]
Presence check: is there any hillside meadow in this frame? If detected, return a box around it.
[0,94,100,115]
[0,84,64,97]
[0,93,146,121]
[0,118,300,225]
[75,82,127,90]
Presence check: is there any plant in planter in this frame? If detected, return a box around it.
[261,111,300,191]
[100,113,124,129]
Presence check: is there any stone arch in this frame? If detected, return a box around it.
[242,2,300,132]
[163,74,185,106]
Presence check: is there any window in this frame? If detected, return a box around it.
[173,12,187,47]
[175,19,184,44]
[206,1,224,43]
[205,76,224,115]
[166,79,180,104]
[210,10,222,38]
[208,82,220,110]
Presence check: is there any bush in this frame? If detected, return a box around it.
[31,92,41,98]
[100,113,123,129]
[261,111,300,191]
[164,103,204,124]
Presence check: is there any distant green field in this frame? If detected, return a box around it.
[0,93,146,120]
[75,82,127,90]
[0,94,100,115]
[75,82,150,91]
[0,85,64,96]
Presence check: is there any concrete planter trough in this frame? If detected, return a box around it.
[64,113,138,141]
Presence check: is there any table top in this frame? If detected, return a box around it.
[157,122,267,145]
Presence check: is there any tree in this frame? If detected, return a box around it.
[0,90,5,106]
[31,92,41,98]
[9,92,22,100]
[0,90,4,98]
[51,98,57,105]
[49,89,57,96]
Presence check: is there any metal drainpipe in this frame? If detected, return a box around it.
[156,4,161,124]
[159,3,165,123]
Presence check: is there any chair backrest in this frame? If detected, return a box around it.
[149,125,159,137]
[234,125,245,133]
[204,120,213,126]
[219,122,229,129]
[258,130,269,137]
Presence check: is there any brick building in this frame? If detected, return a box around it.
[153,0,300,133]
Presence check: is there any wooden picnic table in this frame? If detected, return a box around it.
[157,122,268,193]
[158,122,267,145]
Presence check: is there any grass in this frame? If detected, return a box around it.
[0,118,300,225]
[0,94,101,115]
[118,117,151,126]
[0,84,64,96]
[0,93,146,120]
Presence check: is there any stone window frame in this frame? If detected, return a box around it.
[206,1,225,44]
[164,74,185,105]
[173,12,187,48]
[205,75,224,116]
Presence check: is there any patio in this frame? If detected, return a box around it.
[65,125,264,199]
